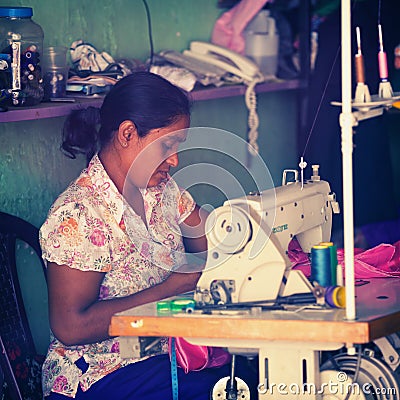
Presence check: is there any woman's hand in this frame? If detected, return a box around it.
[158,269,201,295]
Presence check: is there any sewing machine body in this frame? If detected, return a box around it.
[195,172,340,305]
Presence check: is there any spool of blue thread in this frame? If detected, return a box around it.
[320,242,338,286]
[311,245,332,287]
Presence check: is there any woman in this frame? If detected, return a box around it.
[40,72,257,399]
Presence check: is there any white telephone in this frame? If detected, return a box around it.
[158,41,264,86]
[183,41,264,83]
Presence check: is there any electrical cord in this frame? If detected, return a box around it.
[142,0,154,69]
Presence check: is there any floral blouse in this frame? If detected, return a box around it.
[39,155,195,398]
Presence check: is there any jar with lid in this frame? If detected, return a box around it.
[0,6,44,108]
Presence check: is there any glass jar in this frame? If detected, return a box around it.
[0,6,44,108]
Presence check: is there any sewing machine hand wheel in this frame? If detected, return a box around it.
[205,205,251,254]
[211,355,250,400]
[211,376,250,400]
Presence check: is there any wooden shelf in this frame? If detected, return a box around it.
[190,79,303,101]
[0,80,303,123]
[0,97,104,123]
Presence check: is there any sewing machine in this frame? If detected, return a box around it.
[195,167,340,306]
[110,168,400,399]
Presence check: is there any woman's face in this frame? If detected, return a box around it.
[126,115,189,188]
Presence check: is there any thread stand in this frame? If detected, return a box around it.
[377,24,393,99]
[354,82,371,103]
[354,28,371,104]
[379,80,394,99]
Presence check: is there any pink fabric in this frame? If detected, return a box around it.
[169,337,231,374]
[211,0,270,54]
[289,239,400,279]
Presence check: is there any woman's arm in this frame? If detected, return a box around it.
[180,204,209,260]
[48,203,207,347]
[47,262,200,346]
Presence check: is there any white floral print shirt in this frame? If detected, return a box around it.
[39,155,195,398]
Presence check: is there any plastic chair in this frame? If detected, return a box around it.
[0,211,46,400]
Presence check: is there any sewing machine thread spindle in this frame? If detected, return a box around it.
[299,156,307,189]
[355,27,365,83]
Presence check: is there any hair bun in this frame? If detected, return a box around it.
[61,106,101,161]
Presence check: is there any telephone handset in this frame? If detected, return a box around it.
[183,41,264,83]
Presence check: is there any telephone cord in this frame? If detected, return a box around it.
[245,76,263,156]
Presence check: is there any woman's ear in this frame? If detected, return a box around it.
[117,120,137,148]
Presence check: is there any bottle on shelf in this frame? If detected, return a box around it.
[0,6,44,108]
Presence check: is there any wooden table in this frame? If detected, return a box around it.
[109,278,400,399]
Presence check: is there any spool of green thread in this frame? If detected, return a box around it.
[170,298,196,313]
[157,298,196,315]
[157,300,171,314]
